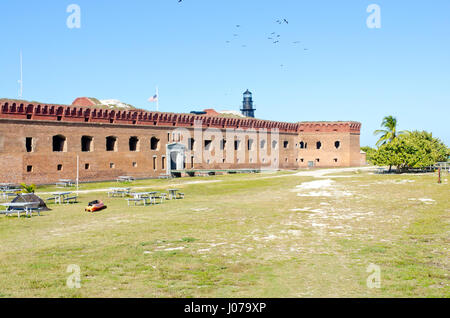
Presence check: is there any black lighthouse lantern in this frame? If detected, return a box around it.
[240,89,256,118]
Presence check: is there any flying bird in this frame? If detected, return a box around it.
[283,19,289,24]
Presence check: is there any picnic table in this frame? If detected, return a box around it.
[56,179,74,188]
[0,202,41,218]
[108,188,131,197]
[46,192,77,204]
[127,191,160,206]
[168,189,184,200]
[1,188,21,200]
[0,183,15,190]
[117,176,135,183]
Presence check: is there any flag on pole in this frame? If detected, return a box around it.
[148,87,159,111]
[148,94,158,102]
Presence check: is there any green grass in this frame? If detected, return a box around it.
[0,170,448,297]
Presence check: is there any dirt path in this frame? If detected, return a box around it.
[36,179,222,195]
[293,166,375,178]
[257,166,376,180]
[36,167,374,195]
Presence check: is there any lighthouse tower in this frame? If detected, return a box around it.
[240,89,256,118]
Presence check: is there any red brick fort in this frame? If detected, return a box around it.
[0,93,365,184]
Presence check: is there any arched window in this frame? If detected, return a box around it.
[260,140,266,149]
[81,136,93,152]
[188,138,195,151]
[129,136,139,152]
[299,141,305,149]
[52,135,66,152]
[248,139,254,151]
[150,137,160,151]
[106,136,117,152]
[234,140,241,151]
[204,140,212,151]
[272,140,278,149]
[316,141,322,150]
[335,141,341,149]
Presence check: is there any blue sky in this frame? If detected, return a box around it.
[0,0,449,147]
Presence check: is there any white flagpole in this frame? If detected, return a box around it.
[18,50,23,98]
[156,86,159,112]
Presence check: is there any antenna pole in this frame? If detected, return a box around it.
[18,50,23,98]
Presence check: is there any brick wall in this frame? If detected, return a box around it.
[0,100,364,184]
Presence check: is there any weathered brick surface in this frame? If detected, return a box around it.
[0,100,365,184]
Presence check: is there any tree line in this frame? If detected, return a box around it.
[361,116,449,172]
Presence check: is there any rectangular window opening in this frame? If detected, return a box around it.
[26,137,33,153]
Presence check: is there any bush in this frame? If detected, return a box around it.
[361,146,377,165]
[20,183,36,193]
[371,131,449,172]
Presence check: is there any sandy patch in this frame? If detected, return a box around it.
[292,179,354,198]
[191,208,211,212]
[294,179,334,190]
[253,235,278,241]
[408,198,436,204]
[160,247,185,251]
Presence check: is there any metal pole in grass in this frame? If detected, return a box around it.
[438,167,441,184]
[76,155,79,193]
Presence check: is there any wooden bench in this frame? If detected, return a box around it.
[4,210,28,218]
[152,193,167,204]
[176,193,185,199]
[63,196,78,204]
[108,189,130,197]
[46,196,57,203]
[1,207,42,217]
[117,176,135,183]
[126,198,145,206]
[27,207,42,216]
[56,181,73,188]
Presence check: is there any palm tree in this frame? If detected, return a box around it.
[20,183,36,193]
[374,116,409,147]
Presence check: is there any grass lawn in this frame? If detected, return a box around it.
[0,169,448,298]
